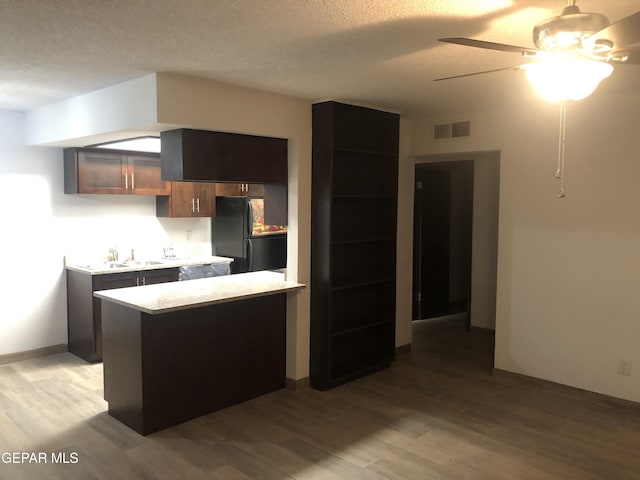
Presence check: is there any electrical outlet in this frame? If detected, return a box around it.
[617,359,631,376]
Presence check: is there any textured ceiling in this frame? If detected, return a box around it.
[1,0,639,116]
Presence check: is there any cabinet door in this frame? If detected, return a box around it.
[128,155,171,195]
[193,183,217,216]
[65,148,169,195]
[77,151,127,194]
[142,268,180,285]
[165,182,197,217]
[93,272,139,290]
[215,183,264,197]
[91,271,138,363]
[161,129,287,183]
[94,269,179,288]
[157,182,217,217]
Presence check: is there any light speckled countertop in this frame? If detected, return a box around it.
[65,256,233,275]
[94,270,305,314]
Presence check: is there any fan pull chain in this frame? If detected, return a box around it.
[556,101,567,198]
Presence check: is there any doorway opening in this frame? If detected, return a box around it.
[410,151,500,370]
[413,160,474,327]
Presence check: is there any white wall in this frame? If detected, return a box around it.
[395,116,414,349]
[406,91,640,403]
[25,74,159,146]
[0,109,210,356]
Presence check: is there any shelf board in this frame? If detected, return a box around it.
[331,278,395,291]
[331,318,395,338]
[333,147,399,157]
[332,236,396,246]
[332,194,396,200]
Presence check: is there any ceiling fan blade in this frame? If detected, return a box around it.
[439,37,538,56]
[591,11,640,48]
[434,65,524,82]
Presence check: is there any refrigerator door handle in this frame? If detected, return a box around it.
[247,238,253,272]
[246,199,254,237]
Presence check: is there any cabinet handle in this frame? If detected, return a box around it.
[196,198,200,212]
[125,173,128,189]
[191,198,195,213]
[142,276,146,286]
[131,173,135,189]
[136,277,139,286]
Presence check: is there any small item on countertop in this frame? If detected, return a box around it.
[163,244,176,258]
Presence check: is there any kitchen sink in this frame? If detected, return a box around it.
[126,260,166,266]
[76,259,171,271]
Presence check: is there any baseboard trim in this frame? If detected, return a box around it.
[0,344,68,365]
[493,368,640,415]
[395,344,411,356]
[285,376,310,391]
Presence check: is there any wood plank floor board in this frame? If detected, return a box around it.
[252,404,380,468]
[277,436,389,480]
[122,442,214,480]
[209,464,253,480]
[1,317,639,479]
[204,439,306,480]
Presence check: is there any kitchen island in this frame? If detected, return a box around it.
[94,270,305,435]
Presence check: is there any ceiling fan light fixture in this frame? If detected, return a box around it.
[533,11,610,50]
[524,55,613,102]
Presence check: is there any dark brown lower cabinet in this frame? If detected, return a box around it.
[66,268,179,362]
[102,293,286,435]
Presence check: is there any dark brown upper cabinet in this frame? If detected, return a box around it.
[160,129,288,184]
[214,183,265,197]
[156,182,217,217]
[64,148,170,195]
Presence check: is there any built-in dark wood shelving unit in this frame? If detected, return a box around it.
[310,101,399,390]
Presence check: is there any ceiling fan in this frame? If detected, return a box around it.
[436,1,640,102]
[437,2,640,197]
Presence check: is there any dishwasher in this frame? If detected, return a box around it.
[178,263,230,280]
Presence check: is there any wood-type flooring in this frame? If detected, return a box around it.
[1,315,639,479]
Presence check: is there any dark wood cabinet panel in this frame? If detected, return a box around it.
[214,183,265,197]
[67,268,179,362]
[64,148,170,195]
[128,154,171,195]
[102,293,286,435]
[142,268,180,285]
[161,129,287,184]
[310,101,399,391]
[331,102,400,154]
[156,182,217,217]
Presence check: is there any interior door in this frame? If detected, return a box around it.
[413,166,451,320]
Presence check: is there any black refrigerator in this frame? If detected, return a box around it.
[211,196,287,274]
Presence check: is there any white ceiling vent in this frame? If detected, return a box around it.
[434,120,471,140]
